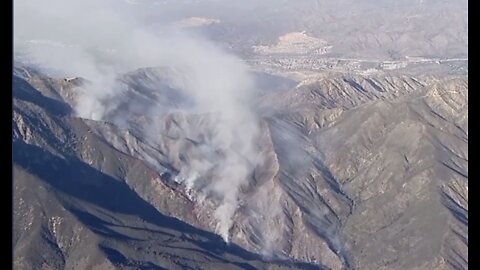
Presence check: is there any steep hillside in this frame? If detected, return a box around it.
[13,65,467,269]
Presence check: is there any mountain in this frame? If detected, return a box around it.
[13,67,324,270]
[134,0,467,59]
[13,64,467,270]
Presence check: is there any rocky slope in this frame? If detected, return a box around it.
[13,67,322,270]
[13,65,467,270]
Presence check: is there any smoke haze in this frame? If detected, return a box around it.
[15,0,263,242]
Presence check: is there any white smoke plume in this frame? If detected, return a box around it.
[15,0,262,242]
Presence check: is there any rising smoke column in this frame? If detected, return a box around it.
[154,34,263,242]
[15,0,263,242]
